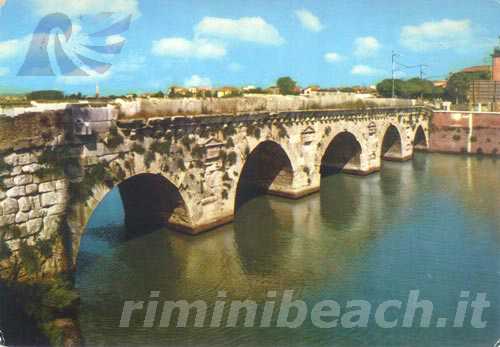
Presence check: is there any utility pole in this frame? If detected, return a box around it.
[418,64,428,80]
[391,51,399,98]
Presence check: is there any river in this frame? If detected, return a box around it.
[76,153,500,347]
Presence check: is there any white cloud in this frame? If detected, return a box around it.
[0,39,22,59]
[151,37,226,59]
[56,69,111,85]
[106,35,125,45]
[400,19,472,51]
[31,0,140,17]
[0,67,9,76]
[351,65,384,76]
[195,16,284,45]
[324,52,343,63]
[184,74,211,87]
[354,36,381,58]
[294,9,323,32]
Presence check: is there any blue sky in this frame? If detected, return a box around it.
[0,0,500,95]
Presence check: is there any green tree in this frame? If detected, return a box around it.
[28,90,64,100]
[445,71,490,104]
[377,78,442,99]
[376,79,404,97]
[276,76,298,95]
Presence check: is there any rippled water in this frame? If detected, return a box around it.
[76,153,500,347]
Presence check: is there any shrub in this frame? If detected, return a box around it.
[36,147,78,178]
[106,126,124,149]
[150,140,171,154]
[18,242,41,275]
[226,151,237,166]
[131,143,145,154]
[223,124,236,137]
[144,151,155,168]
[0,239,12,260]
[452,134,461,141]
[176,158,186,171]
[225,138,235,148]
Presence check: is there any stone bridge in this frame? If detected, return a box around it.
[0,105,430,279]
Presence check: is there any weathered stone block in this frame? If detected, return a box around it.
[18,197,32,212]
[42,215,61,239]
[2,198,19,215]
[15,211,29,223]
[29,209,45,220]
[0,214,15,227]
[39,181,56,193]
[6,186,26,198]
[27,218,43,234]
[11,166,22,176]
[14,174,33,185]
[26,184,38,195]
[56,191,67,205]
[17,153,35,166]
[47,204,65,216]
[0,190,5,200]
[55,179,68,190]
[22,163,41,173]
[2,178,15,189]
[41,192,58,207]
[30,195,42,210]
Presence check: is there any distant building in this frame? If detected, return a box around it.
[461,65,490,74]
[493,44,500,81]
[266,86,280,95]
[302,86,320,95]
[433,80,448,88]
[242,85,257,91]
[216,87,241,98]
[469,39,500,111]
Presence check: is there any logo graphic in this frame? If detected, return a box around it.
[0,329,6,347]
[18,12,131,76]
[494,338,500,347]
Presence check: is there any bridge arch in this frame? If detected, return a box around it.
[67,166,194,268]
[380,124,404,160]
[413,125,428,150]
[320,131,363,175]
[234,140,294,210]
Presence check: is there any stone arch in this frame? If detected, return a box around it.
[413,124,428,150]
[234,140,294,210]
[380,124,403,160]
[320,131,363,175]
[67,168,193,268]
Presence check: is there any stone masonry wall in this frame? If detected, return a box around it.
[0,103,430,280]
[430,111,500,155]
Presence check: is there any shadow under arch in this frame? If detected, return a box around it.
[118,173,191,238]
[69,172,193,269]
[413,125,428,150]
[235,140,294,210]
[320,131,362,176]
[381,124,403,160]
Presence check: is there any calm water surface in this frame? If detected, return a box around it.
[76,153,500,347]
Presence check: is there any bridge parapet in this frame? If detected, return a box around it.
[0,105,431,280]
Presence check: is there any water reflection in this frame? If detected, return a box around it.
[76,153,500,347]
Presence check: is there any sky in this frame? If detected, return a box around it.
[0,0,500,95]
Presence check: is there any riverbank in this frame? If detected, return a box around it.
[0,275,81,346]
